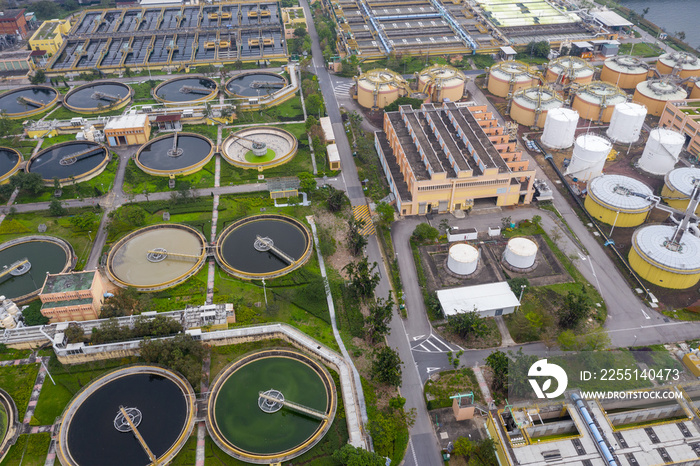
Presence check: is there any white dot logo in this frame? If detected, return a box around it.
[528,359,568,399]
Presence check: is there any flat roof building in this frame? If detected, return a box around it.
[0,50,31,74]
[591,9,633,30]
[660,99,700,158]
[327,143,341,171]
[375,101,535,216]
[436,282,520,317]
[320,116,334,143]
[39,270,105,322]
[104,114,151,147]
[0,9,28,39]
[29,19,71,56]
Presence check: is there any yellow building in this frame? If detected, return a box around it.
[104,114,151,147]
[39,270,105,322]
[375,102,535,216]
[659,99,700,158]
[282,7,307,40]
[28,19,70,56]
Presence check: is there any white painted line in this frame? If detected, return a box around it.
[412,335,425,341]
[424,340,442,352]
[426,367,440,374]
[432,335,453,351]
[641,309,651,320]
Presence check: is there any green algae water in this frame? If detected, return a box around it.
[213,356,328,455]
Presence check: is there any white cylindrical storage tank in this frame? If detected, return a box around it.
[565,134,612,181]
[5,301,19,316]
[447,243,479,275]
[504,237,538,269]
[638,128,685,176]
[606,102,647,144]
[541,108,579,149]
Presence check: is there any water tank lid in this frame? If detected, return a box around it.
[651,127,686,144]
[508,237,537,256]
[634,225,700,271]
[576,134,611,152]
[449,243,479,262]
[548,107,579,121]
[666,167,700,196]
[588,174,653,210]
[614,101,647,115]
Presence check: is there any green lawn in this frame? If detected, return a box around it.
[0,346,31,362]
[184,123,219,142]
[0,137,38,159]
[48,104,125,121]
[233,96,305,124]
[425,368,482,410]
[121,156,217,194]
[0,363,40,419]
[618,42,663,58]
[664,308,700,321]
[0,433,51,466]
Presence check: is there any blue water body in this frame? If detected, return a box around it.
[618,0,700,49]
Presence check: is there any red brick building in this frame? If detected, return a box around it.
[0,9,28,39]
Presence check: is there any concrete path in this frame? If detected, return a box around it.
[22,357,51,428]
[195,352,211,466]
[472,364,494,406]
[494,316,516,347]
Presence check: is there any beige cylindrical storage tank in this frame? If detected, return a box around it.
[565,134,612,181]
[633,80,688,116]
[504,237,537,269]
[541,108,579,149]
[638,128,685,176]
[545,57,594,85]
[447,243,479,276]
[417,65,466,103]
[1,313,16,329]
[600,56,650,90]
[487,61,538,98]
[691,81,700,99]
[662,167,700,212]
[510,86,564,128]
[629,225,700,289]
[354,69,407,109]
[572,81,627,123]
[606,102,647,144]
[585,174,654,227]
[656,52,700,79]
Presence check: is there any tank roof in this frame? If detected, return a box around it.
[588,174,653,210]
[666,167,700,196]
[490,60,533,81]
[576,134,611,152]
[512,86,563,110]
[613,101,647,115]
[575,81,627,105]
[633,225,700,271]
[419,64,465,80]
[357,69,406,90]
[604,55,649,74]
[547,56,595,77]
[635,80,688,100]
[658,52,700,71]
[507,237,537,255]
[449,243,479,262]
[548,107,579,120]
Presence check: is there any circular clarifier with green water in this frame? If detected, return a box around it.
[207,350,336,464]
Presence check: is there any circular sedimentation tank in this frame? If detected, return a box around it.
[487,60,538,97]
[106,224,207,291]
[153,76,218,104]
[510,86,564,128]
[417,64,466,102]
[221,127,297,169]
[225,72,287,98]
[545,57,594,85]
[571,81,627,123]
[354,69,408,109]
[662,167,700,213]
[0,85,58,118]
[27,141,110,186]
[207,349,336,464]
[135,132,214,177]
[63,81,132,114]
[447,243,479,275]
[216,214,312,280]
[0,388,18,457]
[57,366,196,466]
[629,225,700,289]
[0,236,73,303]
[633,80,688,116]
[504,237,538,270]
[585,174,654,227]
[600,56,650,89]
[656,52,700,79]
[0,147,22,183]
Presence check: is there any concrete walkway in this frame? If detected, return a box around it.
[306,216,368,447]
[195,352,211,466]
[494,316,516,347]
[472,364,494,407]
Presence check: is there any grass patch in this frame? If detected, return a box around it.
[425,368,482,410]
[49,104,125,121]
[0,137,37,159]
[0,363,40,418]
[121,156,217,194]
[184,123,219,141]
[618,42,663,58]
[0,432,51,466]
[471,54,496,69]
[0,346,31,362]
[663,308,700,321]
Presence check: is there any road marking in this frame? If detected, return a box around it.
[641,309,651,320]
[426,367,441,374]
[424,340,442,352]
[578,252,586,261]
[412,335,425,341]
[411,335,458,353]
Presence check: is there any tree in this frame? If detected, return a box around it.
[366,294,394,343]
[371,346,402,386]
[557,289,592,329]
[376,202,394,227]
[439,218,451,234]
[49,199,66,217]
[10,172,44,195]
[508,348,540,397]
[526,40,551,58]
[140,334,206,387]
[677,31,687,41]
[0,113,13,139]
[347,217,368,256]
[344,257,380,298]
[101,287,151,317]
[65,323,85,344]
[446,311,489,339]
[332,445,385,466]
[485,350,509,393]
[507,277,529,296]
[641,7,650,18]
[30,70,46,85]
[297,172,316,193]
[306,94,325,117]
[305,114,318,132]
[558,328,610,351]
[70,211,98,231]
[294,26,307,38]
[412,223,439,243]
[21,303,49,326]
[323,186,347,212]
